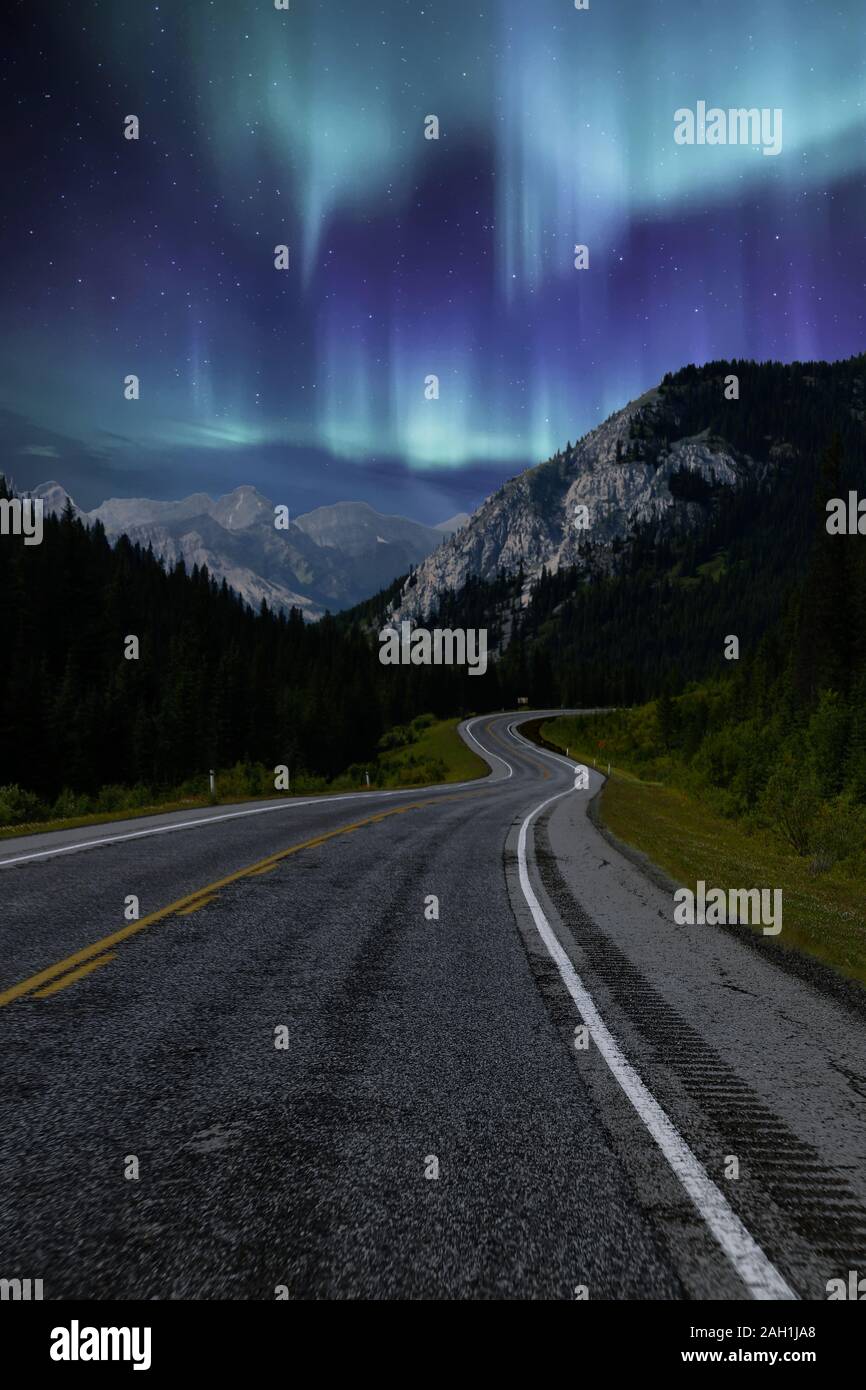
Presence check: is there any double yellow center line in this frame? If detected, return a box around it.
[0,792,481,1008]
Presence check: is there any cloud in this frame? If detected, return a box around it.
[18,444,60,458]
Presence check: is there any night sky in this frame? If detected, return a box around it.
[2,0,866,521]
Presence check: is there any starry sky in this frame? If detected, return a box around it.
[2,0,866,520]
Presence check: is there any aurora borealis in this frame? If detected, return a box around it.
[3,0,866,520]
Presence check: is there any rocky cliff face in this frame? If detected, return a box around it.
[393,386,756,620]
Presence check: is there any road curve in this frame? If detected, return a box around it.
[0,712,864,1300]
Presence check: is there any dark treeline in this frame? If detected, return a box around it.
[658,355,866,464]
[0,482,505,800]
[566,435,866,858]
[689,430,866,808]
[499,470,805,708]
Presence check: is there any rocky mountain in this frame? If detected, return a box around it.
[378,354,866,707]
[292,499,446,558]
[26,483,452,620]
[29,481,86,523]
[392,381,763,621]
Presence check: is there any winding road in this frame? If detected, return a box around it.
[1,713,865,1300]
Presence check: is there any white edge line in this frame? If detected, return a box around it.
[515,779,797,1302]
[464,716,513,778]
[508,712,585,774]
[0,714,508,868]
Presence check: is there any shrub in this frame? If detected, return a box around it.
[121,784,156,809]
[0,784,47,826]
[808,798,866,873]
[807,692,850,799]
[393,758,445,787]
[760,756,820,855]
[93,784,129,813]
[410,712,436,733]
[50,788,91,820]
[377,723,414,751]
[216,761,273,798]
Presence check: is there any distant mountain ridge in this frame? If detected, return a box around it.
[25,484,457,619]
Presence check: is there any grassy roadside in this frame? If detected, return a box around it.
[374,715,489,787]
[0,797,240,842]
[0,716,488,843]
[537,714,866,987]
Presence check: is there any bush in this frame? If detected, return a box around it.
[761,756,820,854]
[807,692,850,799]
[692,726,743,792]
[0,784,47,826]
[808,798,866,873]
[50,788,91,820]
[120,783,157,809]
[393,758,445,787]
[410,712,436,733]
[215,761,275,798]
[93,784,129,813]
[377,723,414,752]
[344,762,376,786]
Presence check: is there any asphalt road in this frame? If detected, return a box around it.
[1,713,864,1301]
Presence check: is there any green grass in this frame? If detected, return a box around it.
[0,718,488,842]
[375,717,488,788]
[0,798,223,841]
[539,714,866,986]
